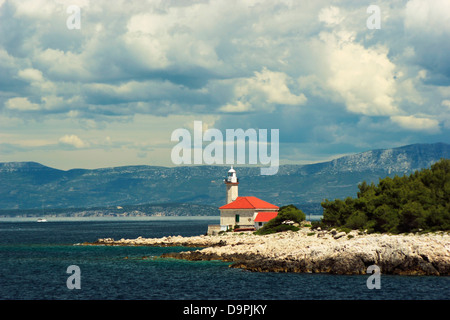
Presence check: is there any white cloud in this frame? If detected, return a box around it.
[0,0,449,169]
[405,0,450,34]
[4,95,80,114]
[17,67,57,93]
[35,48,90,81]
[59,134,88,148]
[320,30,399,116]
[403,0,450,84]
[318,6,344,26]
[219,101,252,113]
[390,115,440,133]
[5,97,40,111]
[247,68,307,106]
[17,68,44,82]
[41,95,66,110]
[220,67,307,113]
[124,15,170,70]
[124,3,227,72]
[442,100,450,109]
[13,0,58,18]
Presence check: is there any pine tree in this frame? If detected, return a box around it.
[320,159,450,233]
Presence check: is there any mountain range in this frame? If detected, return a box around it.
[0,142,449,216]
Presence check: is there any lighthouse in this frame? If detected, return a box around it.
[224,166,238,204]
[210,166,279,233]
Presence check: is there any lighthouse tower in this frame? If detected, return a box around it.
[224,166,239,204]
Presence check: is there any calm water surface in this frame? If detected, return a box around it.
[0,218,448,300]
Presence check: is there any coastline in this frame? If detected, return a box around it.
[85,228,450,276]
[0,216,220,222]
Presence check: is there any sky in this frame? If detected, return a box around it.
[0,0,449,170]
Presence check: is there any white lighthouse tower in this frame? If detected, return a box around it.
[224,166,239,204]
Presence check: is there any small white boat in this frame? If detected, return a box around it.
[37,218,47,222]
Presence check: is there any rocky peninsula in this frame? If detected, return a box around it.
[86,228,450,275]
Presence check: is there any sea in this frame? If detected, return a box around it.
[0,217,448,312]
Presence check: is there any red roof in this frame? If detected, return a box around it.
[219,196,279,210]
[254,212,278,222]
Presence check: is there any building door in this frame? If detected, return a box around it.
[235,214,240,223]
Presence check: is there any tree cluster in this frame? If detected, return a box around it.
[319,159,450,233]
[255,204,306,235]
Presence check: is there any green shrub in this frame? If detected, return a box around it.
[338,227,352,234]
[257,224,299,235]
[255,204,305,235]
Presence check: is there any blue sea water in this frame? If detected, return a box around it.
[0,217,448,300]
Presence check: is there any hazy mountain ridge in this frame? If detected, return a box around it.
[0,143,449,214]
[0,202,218,218]
[327,142,449,173]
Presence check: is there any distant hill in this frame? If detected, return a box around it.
[0,202,219,218]
[0,143,449,216]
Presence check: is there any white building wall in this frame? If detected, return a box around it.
[220,208,278,230]
[225,183,238,204]
[220,209,255,229]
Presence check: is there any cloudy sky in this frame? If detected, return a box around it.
[0,0,449,170]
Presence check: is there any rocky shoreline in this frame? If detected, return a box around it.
[85,228,450,275]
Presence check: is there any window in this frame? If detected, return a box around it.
[235,214,240,223]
